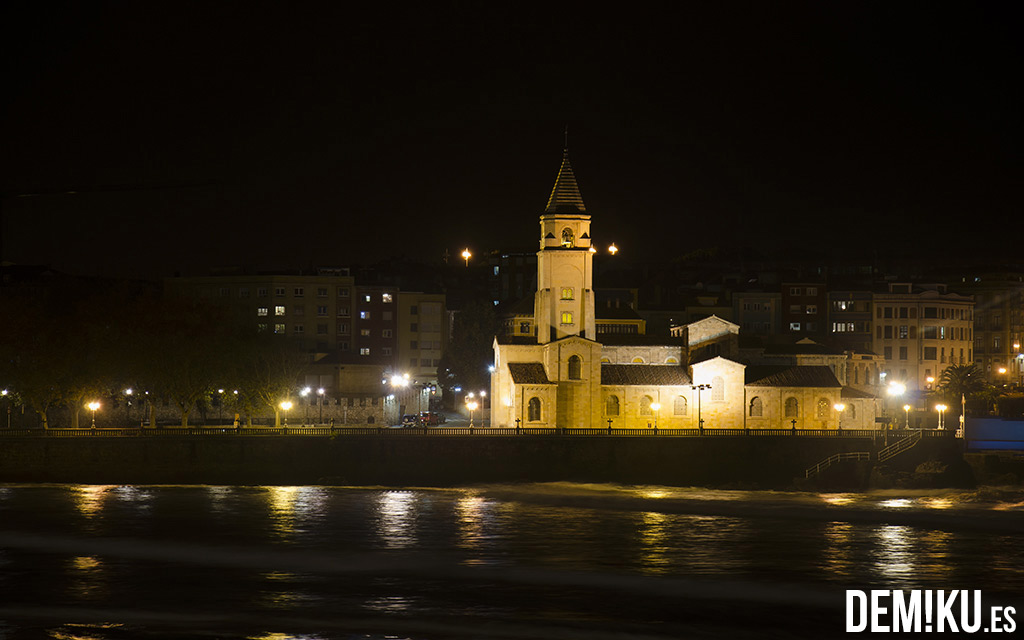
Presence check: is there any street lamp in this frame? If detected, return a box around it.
[608,243,618,255]
[691,384,711,432]
[300,387,311,425]
[650,402,661,428]
[217,388,224,424]
[461,248,472,267]
[887,381,905,428]
[317,387,325,424]
[903,404,911,429]
[86,401,101,429]
[834,403,845,430]
[280,400,293,427]
[935,404,947,429]
[2,389,9,429]
[466,400,478,427]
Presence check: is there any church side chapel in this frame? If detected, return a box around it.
[490,149,879,430]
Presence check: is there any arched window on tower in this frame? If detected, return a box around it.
[560,287,574,300]
[561,227,575,247]
[784,397,799,418]
[568,355,582,380]
[816,398,830,419]
[605,395,620,416]
[749,396,763,417]
[528,397,542,422]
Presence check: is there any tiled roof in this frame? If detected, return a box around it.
[601,364,691,386]
[745,365,842,388]
[507,362,553,384]
[544,149,586,214]
[841,386,876,399]
[598,334,687,347]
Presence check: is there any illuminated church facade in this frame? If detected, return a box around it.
[489,149,879,430]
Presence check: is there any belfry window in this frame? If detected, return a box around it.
[561,287,574,300]
[561,227,575,247]
[561,312,573,325]
[568,355,582,380]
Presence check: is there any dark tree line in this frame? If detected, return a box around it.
[0,288,307,428]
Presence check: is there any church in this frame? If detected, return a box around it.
[489,149,879,431]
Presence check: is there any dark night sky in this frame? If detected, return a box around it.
[1,2,1020,278]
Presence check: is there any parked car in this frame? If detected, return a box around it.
[401,414,421,428]
[419,411,445,426]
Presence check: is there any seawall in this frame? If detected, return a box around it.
[0,434,967,489]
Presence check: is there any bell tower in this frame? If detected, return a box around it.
[534,148,596,344]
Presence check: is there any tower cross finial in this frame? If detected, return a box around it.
[564,125,569,152]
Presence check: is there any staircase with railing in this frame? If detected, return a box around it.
[876,429,923,463]
[804,452,871,478]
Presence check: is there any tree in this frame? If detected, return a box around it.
[234,332,308,427]
[436,300,500,401]
[936,363,991,415]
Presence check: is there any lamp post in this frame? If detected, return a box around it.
[466,400,478,427]
[903,404,911,429]
[280,400,293,427]
[887,381,905,429]
[317,388,325,424]
[935,404,947,429]
[124,388,133,424]
[461,248,472,267]
[691,384,711,433]
[834,403,845,430]
[87,401,100,429]
[217,388,224,425]
[650,402,661,429]
[2,389,9,429]
[300,387,311,425]
[608,243,618,255]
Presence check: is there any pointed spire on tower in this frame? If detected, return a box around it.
[544,131,586,214]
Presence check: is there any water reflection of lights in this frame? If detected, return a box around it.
[879,498,913,509]
[821,494,855,506]
[640,490,668,500]
[68,555,107,600]
[250,633,328,640]
[873,525,915,583]
[365,594,412,613]
[822,521,854,578]
[637,511,671,574]
[72,485,112,517]
[376,490,417,549]
[206,486,232,513]
[456,494,490,556]
[922,497,953,510]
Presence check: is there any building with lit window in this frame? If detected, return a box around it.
[871,282,974,392]
[490,149,877,430]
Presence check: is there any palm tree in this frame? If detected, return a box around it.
[936,363,990,415]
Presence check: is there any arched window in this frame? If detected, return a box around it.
[673,395,687,416]
[666,357,679,364]
[561,227,575,247]
[528,397,541,422]
[711,376,724,401]
[749,396,763,417]
[606,395,620,416]
[600,357,611,363]
[568,355,582,380]
[784,397,799,417]
[561,311,573,325]
[854,367,859,385]
[560,287,574,300]
[848,403,856,419]
[640,395,654,416]
[816,398,830,419]
[632,357,645,363]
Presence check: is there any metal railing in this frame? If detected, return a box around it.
[804,452,871,478]
[877,429,923,463]
[0,426,960,439]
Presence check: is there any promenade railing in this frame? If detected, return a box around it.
[0,426,959,439]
